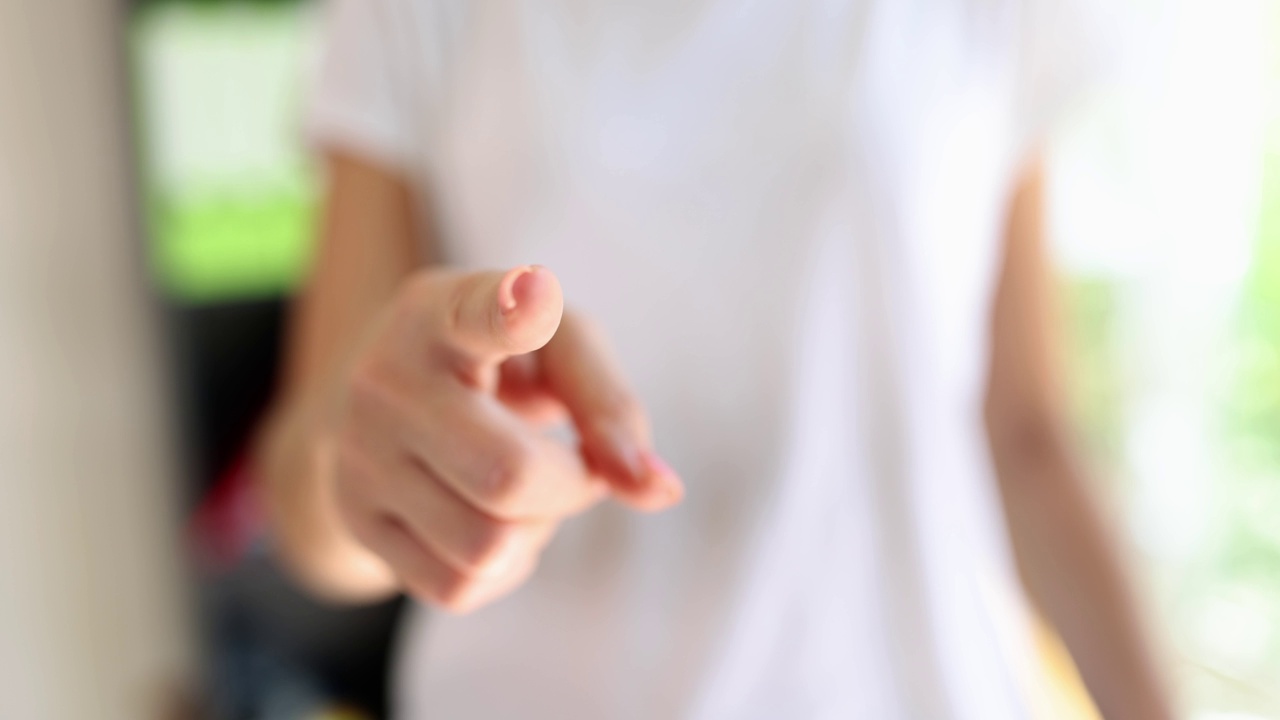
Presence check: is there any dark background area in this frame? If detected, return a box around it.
[129,0,406,709]
[169,260,404,720]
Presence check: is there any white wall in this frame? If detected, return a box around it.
[0,1,194,719]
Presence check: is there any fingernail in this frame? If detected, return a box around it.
[642,450,684,499]
[504,265,546,316]
[611,439,645,485]
[500,266,534,315]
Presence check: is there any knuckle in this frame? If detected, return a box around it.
[581,392,648,443]
[476,444,536,510]
[332,427,390,495]
[343,361,422,438]
[425,572,477,613]
[337,503,379,554]
[599,391,644,425]
[434,276,466,339]
[445,275,478,336]
[346,362,396,417]
[392,272,444,337]
[461,519,521,571]
[332,444,371,495]
[398,270,438,313]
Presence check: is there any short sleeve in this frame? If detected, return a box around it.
[1014,0,1135,152]
[304,0,419,172]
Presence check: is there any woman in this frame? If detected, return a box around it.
[256,0,1175,717]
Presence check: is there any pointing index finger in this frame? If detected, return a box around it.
[539,313,684,510]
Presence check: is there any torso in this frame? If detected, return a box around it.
[375,1,1045,716]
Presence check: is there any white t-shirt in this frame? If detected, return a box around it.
[307,1,1117,717]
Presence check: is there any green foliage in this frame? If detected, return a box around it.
[1062,278,1126,473]
[148,191,316,302]
[1228,149,1280,464]
[1202,36,1280,694]
[133,0,306,9]
[1215,127,1280,643]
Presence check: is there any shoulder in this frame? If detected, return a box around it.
[316,0,467,70]
[307,0,467,174]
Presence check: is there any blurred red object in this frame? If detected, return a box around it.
[190,452,266,573]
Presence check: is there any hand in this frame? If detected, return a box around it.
[331,265,682,613]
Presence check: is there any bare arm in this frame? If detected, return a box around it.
[253,150,424,602]
[253,150,681,608]
[985,159,1177,720]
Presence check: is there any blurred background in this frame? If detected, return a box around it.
[2,0,1280,718]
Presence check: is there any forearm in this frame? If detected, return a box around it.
[994,426,1175,720]
[253,397,398,604]
[251,151,426,604]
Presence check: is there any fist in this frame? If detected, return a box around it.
[331,266,682,612]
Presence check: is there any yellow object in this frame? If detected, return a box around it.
[1035,617,1103,720]
[310,706,372,720]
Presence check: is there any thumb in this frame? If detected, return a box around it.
[425,265,564,372]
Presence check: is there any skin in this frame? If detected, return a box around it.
[255,149,682,609]
[988,159,1176,720]
[254,149,1174,716]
